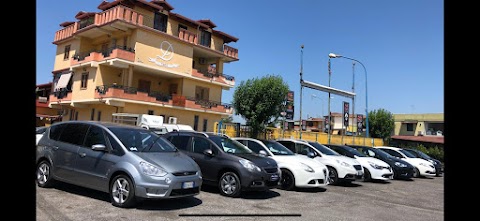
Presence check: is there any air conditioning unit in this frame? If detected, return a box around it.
[199,57,206,64]
[168,117,177,124]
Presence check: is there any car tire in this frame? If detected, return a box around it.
[327,166,339,185]
[280,169,295,191]
[363,167,372,182]
[36,160,55,188]
[110,174,137,208]
[413,167,421,178]
[219,172,241,197]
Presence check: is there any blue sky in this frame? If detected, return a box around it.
[36,0,443,123]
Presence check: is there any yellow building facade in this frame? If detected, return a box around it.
[393,113,444,136]
[48,0,239,131]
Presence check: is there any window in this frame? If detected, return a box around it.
[75,111,79,120]
[97,111,102,121]
[192,137,211,154]
[199,29,211,47]
[193,115,199,131]
[169,136,190,150]
[64,45,71,60]
[195,86,209,100]
[69,109,75,120]
[154,12,167,32]
[178,24,187,36]
[169,84,178,95]
[123,36,128,50]
[160,115,166,123]
[381,149,403,158]
[406,123,414,131]
[49,124,67,141]
[203,119,208,132]
[84,126,106,148]
[90,108,95,121]
[81,72,88,89]
[246,141,266,154]
[106,132,125,156]
[58,123,89,145]
[148,110,154,115]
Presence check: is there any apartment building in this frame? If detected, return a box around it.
[48,0,239,131]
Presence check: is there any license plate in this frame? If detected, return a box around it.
[270,174,279,181]
[182,181,194,189]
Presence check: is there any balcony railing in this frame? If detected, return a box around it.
[95,84,232,113]
[71,46,135,65]
[192,68,235,86]
[55,5,238,57]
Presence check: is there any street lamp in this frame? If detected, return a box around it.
[328,53,370,140]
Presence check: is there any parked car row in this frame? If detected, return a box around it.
[36,121,442,209]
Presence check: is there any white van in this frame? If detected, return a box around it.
[111,113,193,134]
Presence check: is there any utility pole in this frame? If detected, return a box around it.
[299,45,304,139]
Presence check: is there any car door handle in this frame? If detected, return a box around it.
[79,152,86,158]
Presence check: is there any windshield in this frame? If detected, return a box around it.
[109,127,177,152]
[371,148,394,159]
[345,146,367,157]
[308,142,340,156]
[260,140,294,156]
[399,149,417,158]
[210,136,253,154]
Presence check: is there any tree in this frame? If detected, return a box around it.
[232,75,289,138]
[368,108,395,141]
[220,116,234,123]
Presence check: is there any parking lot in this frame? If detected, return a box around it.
[36,175,443,221]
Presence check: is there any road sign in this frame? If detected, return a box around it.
[343,102,349,127]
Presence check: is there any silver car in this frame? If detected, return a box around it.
[36,121,202,208]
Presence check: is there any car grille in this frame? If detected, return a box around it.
[353,165,362,170]
[264,168,278,173]
[170,187,200,196]
[172,171,197,176]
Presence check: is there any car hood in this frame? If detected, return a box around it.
[354,156,390,167]
[328,155,361,166]
[403,157,434,168]
[273,155,327,170]
[135,151,200,173]
[236,153,278,168]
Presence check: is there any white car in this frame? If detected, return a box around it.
[36,126,47,145]
[276,139,364,185]
[233,137,329,190]
[325,144,393,181]
[375,146,436,178]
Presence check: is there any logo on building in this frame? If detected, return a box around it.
[148,41,179,68]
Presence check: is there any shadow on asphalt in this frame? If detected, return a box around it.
[293,187,327,193]
[332,182,363,187]
[367,179,392,184]
[394,178,415,182]
[200,185,281,200]
[137,197,202,210]
[50,181,203,210]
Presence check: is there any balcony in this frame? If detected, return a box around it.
[95,84,233,114]
[191,68,235,87]
[71,46,135,65]
[49,89,72,103]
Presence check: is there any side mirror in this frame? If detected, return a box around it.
[203,149,214,156]
[92,144,107,151]
[307,152,316,158]
[259,150,268,156]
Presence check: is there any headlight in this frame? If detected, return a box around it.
[394,162,407,167]
[337,160,351,168]
[300,163,315,173]
[368,161,382,169]
[429,160,437,165]
[140,161,167,177]
[239,159,261,172]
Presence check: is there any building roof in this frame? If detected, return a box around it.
[391,135,444,144]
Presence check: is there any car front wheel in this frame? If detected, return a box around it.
[413,167,420,178]
[110,174,136,208]
[36,160,55,188]
[280,169,295,190]
[219,172,241,197]
[363,167,372,182]
[327,166,339,185]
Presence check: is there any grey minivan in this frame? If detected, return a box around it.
[36,121,202,208]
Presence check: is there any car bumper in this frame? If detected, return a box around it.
[134,174,202,199]
[369,168,394,180]
[240,170,281,191]
[294,169,329,188]
[337,166,363,181]
[393,167,414,179]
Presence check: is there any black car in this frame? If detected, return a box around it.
[348,145,415,180]
[403,148,443,177]
[163,131,281,197]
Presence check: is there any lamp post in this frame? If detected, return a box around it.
[328,53,370,142]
